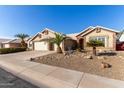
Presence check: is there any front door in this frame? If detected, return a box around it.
[48,42,54,51]
[79,38,84,49]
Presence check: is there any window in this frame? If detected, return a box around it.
[89,36,107,47]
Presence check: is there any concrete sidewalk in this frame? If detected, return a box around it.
[0,51,124,88]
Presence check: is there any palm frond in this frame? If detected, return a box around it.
[50,32,66,46]
[15,33,29,40]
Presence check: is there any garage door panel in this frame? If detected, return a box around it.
[34,42,48,51]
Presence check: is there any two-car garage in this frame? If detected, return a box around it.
[34,42,49,51]
[34,41,58,51]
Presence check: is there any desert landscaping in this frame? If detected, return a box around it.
[32,50,124,81]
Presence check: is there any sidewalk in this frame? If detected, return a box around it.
[0,52,124,87]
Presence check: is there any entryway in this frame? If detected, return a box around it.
[79,38,84,49]
[48,42,54,51]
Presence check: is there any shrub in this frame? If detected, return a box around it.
[87,40,104,55]
[0,48,26,54]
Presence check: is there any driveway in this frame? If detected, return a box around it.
[0,51,55,61]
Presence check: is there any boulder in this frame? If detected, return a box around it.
[30,58,35,61]
[97,56,105,60]
[101,62,111,68]
[84,55,93,59]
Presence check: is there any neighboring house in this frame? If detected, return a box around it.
[0,38,11,48]
[29,26,119,51]
[28,28,78,51]
[76,26,119,50]
[2,39,22,48]
[116,30,124,50]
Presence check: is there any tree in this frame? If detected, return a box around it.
[15,33,29,48]
[87,40,104,55]
[50,33,66,53]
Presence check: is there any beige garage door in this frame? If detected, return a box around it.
[34,42,48,51]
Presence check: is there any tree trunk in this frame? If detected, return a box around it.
[93,47,96,55]
[21,40,27,48]
[57,46,62,53]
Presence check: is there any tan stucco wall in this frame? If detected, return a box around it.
[32,31,55,42]
[85,28,116,50]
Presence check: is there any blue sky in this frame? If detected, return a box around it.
[0,5,124,38]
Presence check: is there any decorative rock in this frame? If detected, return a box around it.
[118,56,123,58]
[30,58,35,61]
[97,56,105,60]
[81,54,85,57]
[101,62,111,68]
[84,55,93,59]
[63,51,70,56]
[98,49,103,53]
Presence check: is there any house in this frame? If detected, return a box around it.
[2,39,22,48]
[29,26,119,51]
[76,26,119,50]
[0,38,11,48]
[28,28,78,51]
[2,39,21,48]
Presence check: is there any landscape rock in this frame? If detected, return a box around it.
[101,62,111,68]
[84,55,93,59]
[97,56,105,60]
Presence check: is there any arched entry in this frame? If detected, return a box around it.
[79,38,84,49]
[48,42,54,51]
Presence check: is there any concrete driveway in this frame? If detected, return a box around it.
[0,51,55,60]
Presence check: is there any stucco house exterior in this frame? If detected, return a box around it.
[2,39,28,48]
[0,38,11,48]
[76,26,119,50]
[28,28,77,51]
[29,26,119,51]
[2,39,22,48]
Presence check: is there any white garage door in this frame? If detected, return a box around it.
[34,42,48,51]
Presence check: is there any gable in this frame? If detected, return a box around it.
[77,26,118,38]
[85,28,115,37]
[31,29,55,42]
[76,26,94,37]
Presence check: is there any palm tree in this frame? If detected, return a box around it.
[50,33,66,53]
[15,33,29,48]
[87,40,104,55]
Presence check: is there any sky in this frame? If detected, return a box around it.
[1,5,124,39]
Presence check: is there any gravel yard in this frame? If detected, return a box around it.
[0,68,38,88]
[33,51,124,81]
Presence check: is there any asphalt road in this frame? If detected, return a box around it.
[0,68,38,88]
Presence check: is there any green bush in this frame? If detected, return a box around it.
[0,48,26,54]
[87,40,104,47]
